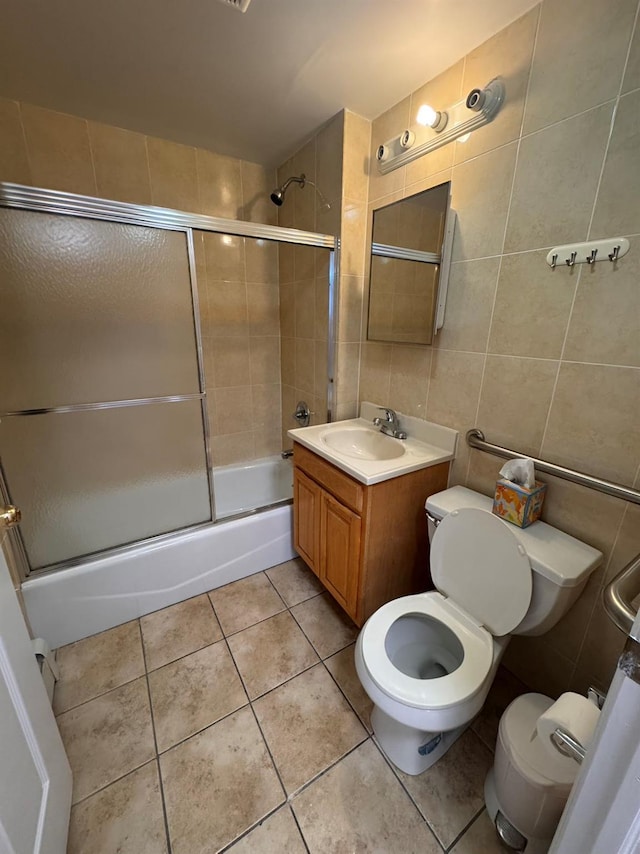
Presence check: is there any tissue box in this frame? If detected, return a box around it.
[493,478,547,528]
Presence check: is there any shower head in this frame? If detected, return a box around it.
[269,173,332,212]
[270,174,305,206]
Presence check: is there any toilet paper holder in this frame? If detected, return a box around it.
[549,687,606,765]
[549,686,605,764]
[551,728,586,764]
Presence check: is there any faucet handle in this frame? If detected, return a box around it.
[293,400,314,427]
[377,407,394,421]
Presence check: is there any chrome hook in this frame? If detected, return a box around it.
[586,248,598,265]
[550,253,558,269]
[566,251,577,267]
[608,245,620,262]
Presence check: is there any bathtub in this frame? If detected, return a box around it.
[214,455,294,518]
[21,457,296,648]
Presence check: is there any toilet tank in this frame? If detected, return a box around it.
[425,487,602,637]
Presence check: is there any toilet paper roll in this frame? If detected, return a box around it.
[536,692,600,761]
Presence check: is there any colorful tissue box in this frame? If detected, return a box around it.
[492,478,547,529]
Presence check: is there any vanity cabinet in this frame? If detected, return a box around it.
[292,442,450,626]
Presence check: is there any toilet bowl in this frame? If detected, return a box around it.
[355,486,602,776]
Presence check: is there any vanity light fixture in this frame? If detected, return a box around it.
[416,104,448,132]
[376,77,505,174]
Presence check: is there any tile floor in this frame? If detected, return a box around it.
[55,557,527,853]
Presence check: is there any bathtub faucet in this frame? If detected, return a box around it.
[373,407,407,440]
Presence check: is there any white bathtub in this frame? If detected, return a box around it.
[214,455,293,518]
[22,457,296,648]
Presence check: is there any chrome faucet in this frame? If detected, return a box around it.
[373,407,407,440]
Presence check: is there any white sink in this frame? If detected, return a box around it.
[288,406,458,485]
[321,427,406,461]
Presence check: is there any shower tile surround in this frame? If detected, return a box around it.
[276,112,344,447]
[57,557,518,854]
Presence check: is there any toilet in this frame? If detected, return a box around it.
[354,486,602,775]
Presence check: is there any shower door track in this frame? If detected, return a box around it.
[0,183,337,247]
[0,182,339,579]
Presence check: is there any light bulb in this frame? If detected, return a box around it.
[416,104,439,128]
[457,133,471,143]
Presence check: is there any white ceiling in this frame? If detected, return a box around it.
[0,0,538,167]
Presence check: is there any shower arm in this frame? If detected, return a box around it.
[271,174,331,211]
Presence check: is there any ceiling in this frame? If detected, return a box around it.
[0,0,538,167]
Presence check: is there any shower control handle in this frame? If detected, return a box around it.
[293,401,313,427]
[0,505,21,528]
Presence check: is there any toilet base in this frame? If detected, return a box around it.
[371,705,467,775]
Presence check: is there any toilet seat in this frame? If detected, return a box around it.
[359,507,534,716]
[431,508,533,636]
[359,592,494,711]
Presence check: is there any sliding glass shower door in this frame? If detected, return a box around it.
[0,207,212,571]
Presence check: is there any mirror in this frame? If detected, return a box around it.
[367,181,455,345]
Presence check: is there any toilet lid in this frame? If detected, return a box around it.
[431,508,532,636]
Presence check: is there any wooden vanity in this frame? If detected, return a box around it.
[292,442,450,626]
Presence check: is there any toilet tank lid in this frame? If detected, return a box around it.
[426,486,602,588]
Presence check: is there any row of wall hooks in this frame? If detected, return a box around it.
[546,237,630,268]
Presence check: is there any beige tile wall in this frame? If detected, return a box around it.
[276,112,343,445]
[0,96,281,467]
[333,110,372,421]
[340,0,640,696]
[193,232,281,465]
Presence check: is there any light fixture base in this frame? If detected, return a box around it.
[377,78,505,174]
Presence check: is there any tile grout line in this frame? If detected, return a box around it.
[422,228,640,265]
[137,619,174,854]
[54,671,144,718]
[445,804,487,852]
[68,757,158,810]
[216,802,297,854]
[213,574,372,847]
[366,734,446,853]
[537,3,640,460]
[569,504,630,688]
[536,59,620,455]
[215,589,317,853]
[285,735,371,803]
[154,700,252,758]
[289,805,313,854]
[84,119,99,196]
[212,577,291,803]
[16,101,34,183]
[465,0,542,484]
[586,0,640,243]
[459,5,545,486]
[292,610,358,664]
[57,603,228,716]
[322,652,373,734]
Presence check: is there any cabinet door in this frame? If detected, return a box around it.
[320,491,361,619]
[293,467,321,574]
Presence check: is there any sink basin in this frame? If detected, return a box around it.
[321,428,406,461]
[289,410,458,485]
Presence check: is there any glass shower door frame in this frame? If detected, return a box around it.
[0,182,338,579]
